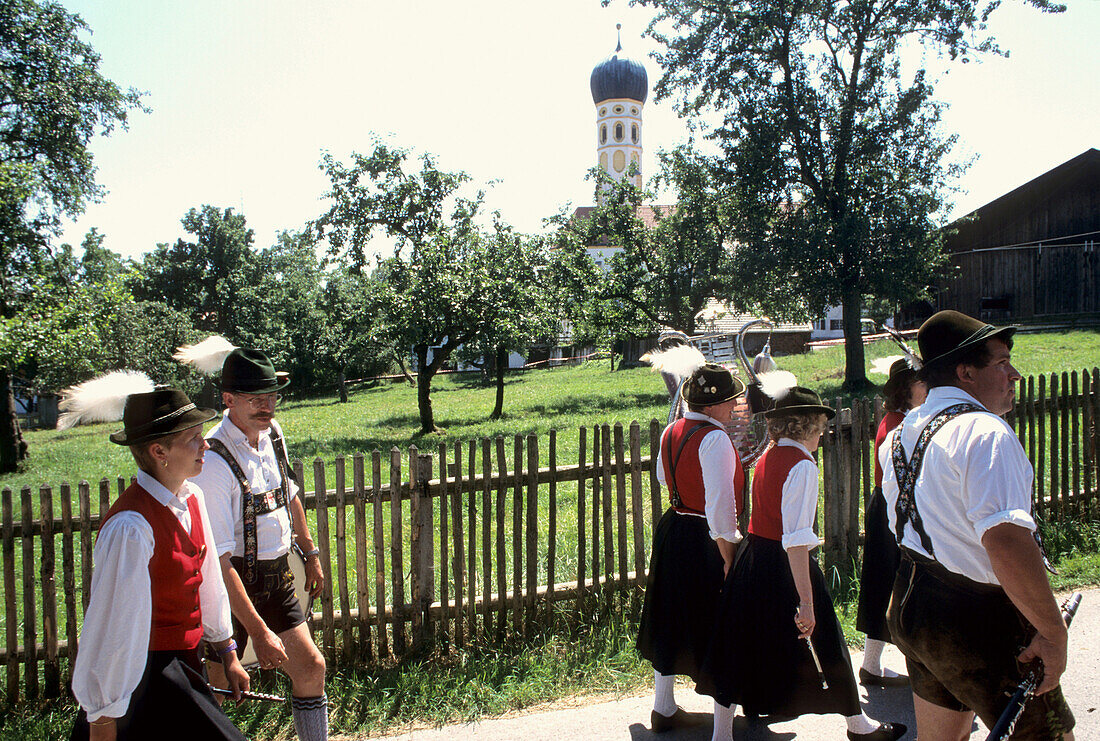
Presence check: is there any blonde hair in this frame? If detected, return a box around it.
[767,412,828,443]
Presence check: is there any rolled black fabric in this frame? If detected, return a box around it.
[856,486,901,642]
[637,509,726,682]
[697,534,860,717]
[70,649,246,741]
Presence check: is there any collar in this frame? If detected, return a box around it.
[777,438,813,457]
[683,411,727,428]
[925,385,987,412]
[135,469,189,513]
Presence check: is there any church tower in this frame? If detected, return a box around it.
[590,24,648,198]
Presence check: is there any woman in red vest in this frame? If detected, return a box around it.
[699,382,906,740]
[637,363,746,741]
[856,357,927,686]
[70,388,250,741]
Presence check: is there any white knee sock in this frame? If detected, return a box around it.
[845,713,878,735]
[711,701,735,741]
[861,638,885,674]
[653,671,677,717]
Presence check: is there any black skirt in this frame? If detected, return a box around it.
[856,486,901,642]
[70,648,247,741]
[637,508,726,682]
[697,534,861,717]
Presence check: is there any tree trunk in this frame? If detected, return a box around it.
[338,369,348,403]
[397,354,416,386]
[414,346,438,434]
[0,369,28,474]
[841,286,870,391]
[490,344,506,420]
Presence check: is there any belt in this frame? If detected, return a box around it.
[900,548,1005,598]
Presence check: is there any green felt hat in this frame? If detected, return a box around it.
[109,387,217,446]
[883,357,918,400]
[220,349,290,394]
[764,386,836,420]
[917,310,1016,370]
[681,364,746,406]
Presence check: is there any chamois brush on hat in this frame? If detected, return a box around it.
[758,370,836,420]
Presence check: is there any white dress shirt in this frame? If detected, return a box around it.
[655,411,742,543]
[189,414,299,560]
[71,470,234,721]
[880,385,1036,585]
[776,438,823,551]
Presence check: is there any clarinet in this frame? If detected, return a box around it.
[985,592,1082,741]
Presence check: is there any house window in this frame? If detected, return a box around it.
[830,319,844,331]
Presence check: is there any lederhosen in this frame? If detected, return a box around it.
[71,485,246,741]
[637,419,736,682]
[209,427,307,646]
[886,404,1074,737]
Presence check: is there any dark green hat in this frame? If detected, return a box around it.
[917,310,1016,370]
[681,364,746,406]
[765,386,836,420]
[883,357,918,400]
[109,387,217,446]
[220,349,290,394]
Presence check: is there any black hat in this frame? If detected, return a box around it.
[764,386,836,420]
[917,310,1016,370]
[883,358,918,399]
[220,349,290,394]
[681,364,746,406]
[109,388,217,446]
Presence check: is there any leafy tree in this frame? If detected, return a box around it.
[314,141,517,433]
[620,0,1062,389]
[78,227,128,284]
[0,0,144,470]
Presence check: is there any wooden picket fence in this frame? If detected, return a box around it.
[1,367,1097,705]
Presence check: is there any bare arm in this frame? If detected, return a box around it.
[219,553,287,667]
[717,538,737,576]
[786,544,815,637]
[982,523,1067,694]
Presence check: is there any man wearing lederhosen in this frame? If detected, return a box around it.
[881,311,1074,739]
[191,349,329,741]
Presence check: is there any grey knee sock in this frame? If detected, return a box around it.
[291,694,328,741]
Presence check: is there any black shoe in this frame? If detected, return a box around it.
[859,668,910,688]
[847,721,907,740]
[650,707,707,733]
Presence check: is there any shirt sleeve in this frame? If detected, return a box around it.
[190,451,239,557]
[781,459,821,550]
[963,423,1037,539]
[191,485,234,642]
[655,426,668,488]
[700,430,741,543]
[71,513,154,722]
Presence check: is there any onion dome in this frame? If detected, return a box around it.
[590,24,648,104]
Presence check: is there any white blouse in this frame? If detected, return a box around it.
[776,438,822,551]
[655,411,742,543]
[70,470,234,722]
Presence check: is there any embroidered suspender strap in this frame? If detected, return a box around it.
[891,402,984,557]
[663,421,717,514]
[206,438,261,585]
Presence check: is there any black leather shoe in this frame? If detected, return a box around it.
[650,707,708,733]
[859,668,910,688]
[847,721,907,740]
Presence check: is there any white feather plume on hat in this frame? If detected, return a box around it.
[870,355,905,376]
[173,335,238,376]
[640,343,707,380]
[57,370,155,431]
[757,369,798,401]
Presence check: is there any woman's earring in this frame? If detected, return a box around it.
[162,459,169,468]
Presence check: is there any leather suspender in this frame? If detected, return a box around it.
[662,421,718,514]
[891,403,983,557]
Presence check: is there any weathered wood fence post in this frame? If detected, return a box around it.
[410,450,434,647]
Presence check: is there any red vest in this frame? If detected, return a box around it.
[661,418,745,516]
[873,411,905,487]
[101,483,207,651]
[747,444,814,541]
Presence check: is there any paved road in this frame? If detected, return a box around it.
[344,588,1100,740]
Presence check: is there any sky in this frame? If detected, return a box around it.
[56,0,1100,260]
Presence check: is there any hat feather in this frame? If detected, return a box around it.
[640,344,707,380]
[870,355,904,376]
[757,370,798,401]
[57,370,154,431]
[884,327,923,371]
[173,335,238,375]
